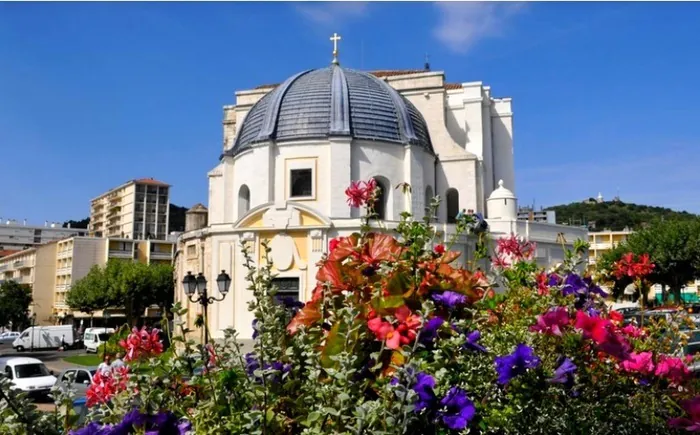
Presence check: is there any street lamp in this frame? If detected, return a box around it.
[182,270,231,343]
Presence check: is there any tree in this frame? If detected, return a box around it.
[597,218,700,304]
[62,218,89,229]
[0,281,33,331]
[67,260,175,326]
[65,265,110,326]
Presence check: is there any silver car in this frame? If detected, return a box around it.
[54,367,98,397]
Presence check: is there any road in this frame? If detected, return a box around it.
[0,344,86,413]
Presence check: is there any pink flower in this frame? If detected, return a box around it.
[85,366,129,407]
[530,307,570,336]
[492,234,536,268]
[669,397,700,431]
[433,244,446,255]
[119,327,164,361]
[367,317,401,349]
[621,352,655,376]
[655,355,690,385]
[345,179,378,208]
[621,324,645,338]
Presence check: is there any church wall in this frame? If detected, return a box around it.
[232,145,274,221]
[491,99,515,194]
[274,142,330,213]
[402,89,465,158]
[352,141,406,221]
[207,163,225,225]
[436,159,479,220]
[481,95,495,200]
[328,138,352,219]
[461,82,486,160]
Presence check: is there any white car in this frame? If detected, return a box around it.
[0,357,57,396]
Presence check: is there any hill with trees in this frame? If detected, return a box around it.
[547,199,697,231]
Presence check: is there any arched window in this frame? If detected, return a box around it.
[372,176,390,220]
[446,188,459,224]
[424,186,435,220]
[238,185,250,217]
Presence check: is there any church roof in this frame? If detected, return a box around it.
[488,180,516,200]
[225,66,434,157]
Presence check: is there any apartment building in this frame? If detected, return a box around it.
[0,235,174,326]
[54,237,175,322]
[90,178,170,240]
[0,219,87,251]
[517,207,557,224]
[0,242,59,325]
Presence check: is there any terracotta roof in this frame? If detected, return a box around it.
[133,178,170,187]
[250,70,461,92]
[0,250,19,258]
[369,69,426,78]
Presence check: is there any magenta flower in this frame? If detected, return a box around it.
[438,387,476,430]
[669,397,700,431]
[530,307,570,336]
[621,352,655,377]
[655,355,690,385]
[495,344,541,385]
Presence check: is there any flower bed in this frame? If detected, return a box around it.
[1,180,699,434]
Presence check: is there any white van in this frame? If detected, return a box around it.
[0,357,57,396]
[12,325,75,352]
[83,328,115,353]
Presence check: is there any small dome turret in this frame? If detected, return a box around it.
[487,180,517,219]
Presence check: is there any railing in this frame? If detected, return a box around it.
[108,249,132,257]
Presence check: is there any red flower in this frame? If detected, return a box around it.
[119,327,164,361]
[613,252,655,280]
[535,272,549,296]
[85,366,129,407]
[345,179,378,208]
[433,244,446,255]
[609,310,624,325]
[575,311,610,344]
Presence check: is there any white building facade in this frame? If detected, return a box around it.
[176,59,587,340]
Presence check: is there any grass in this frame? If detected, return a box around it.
[62,354,101,366]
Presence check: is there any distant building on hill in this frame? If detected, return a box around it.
[517,206,556,224]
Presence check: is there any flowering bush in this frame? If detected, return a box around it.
[1,180,699,434]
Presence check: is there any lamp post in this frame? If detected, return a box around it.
[182,270,231,344]
[102,311,111,361]
[30,313,36,352]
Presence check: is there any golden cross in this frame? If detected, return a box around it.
[330,32,341,65]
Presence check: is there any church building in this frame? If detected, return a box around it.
[175,35,587,340]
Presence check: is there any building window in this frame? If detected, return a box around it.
[290,169,313,198]
[446,188,459,224]
[271,277,300,305]
[238,185,250,217]
[372,176,390,220]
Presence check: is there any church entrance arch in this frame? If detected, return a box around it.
[446,188,459,223]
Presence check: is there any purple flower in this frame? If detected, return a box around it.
[244,352,260,377]
[420,317,445,344]
[70,423,106,435]
[464,330,487,353]
[265,361,292,384]
[549,357,577,389]
[110,409,147,435]
[432,291,467,308]
[561,274,587,296]
[495,343,541,385]
[145,412,191,435]
[412,372,438,411]
[548,273,562,286]
[438,387,476,430]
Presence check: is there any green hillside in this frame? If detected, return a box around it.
[547,200,697,231]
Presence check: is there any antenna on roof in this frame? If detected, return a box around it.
[424,53,430,71]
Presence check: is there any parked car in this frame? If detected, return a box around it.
[83,328,115,353]
[54,366,98,397]
[0,357,57,396]
[12,325,76,352]
[0,331,20,344]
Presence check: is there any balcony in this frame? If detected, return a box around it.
[57,267,71,275]
[0,265,7,272]
[15,260,31,269]
[150,250,172,260]
[57,250,72,259]
[18,276,32,285]
[108,248,133,259]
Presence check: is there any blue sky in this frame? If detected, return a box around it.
[1,2,699,225]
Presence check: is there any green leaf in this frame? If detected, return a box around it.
[320,320,348,368]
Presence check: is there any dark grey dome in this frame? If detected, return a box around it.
[225,66,434,157]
